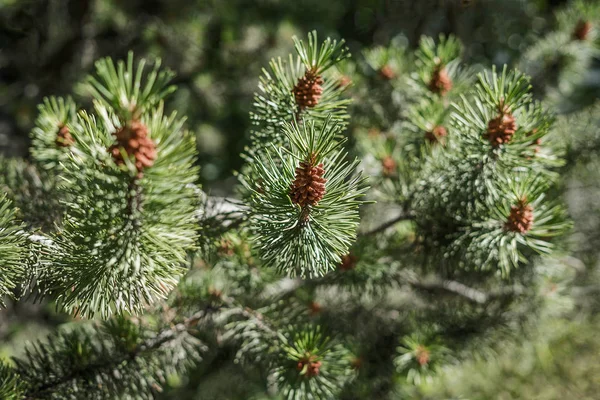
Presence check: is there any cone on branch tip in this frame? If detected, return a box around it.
[379,64,395,80]
[55,124,74,147]
[339,253,358,271]
[425,125,448,144]
[289,154,327,208]
[485,104,517,146]
[505,198,534,234]
[382,156,397,176]
[415,345,430,366]
[351,357,362,370]
[293,69,324,110]
[338,75,352,88]
[573,20,592,41]
[428,64,452,95]
[297,354,322,377]
[109,120,157,177]
[309,301,322,315]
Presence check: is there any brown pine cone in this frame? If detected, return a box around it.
[425,125,448,144]
[108,120,157,177]
[293,70,324,110]
[573,20,592,41]
[338,253,358,271]
[505,198,534,234]
[56,124,75,147]
[429,65,453,96]
[486,112,517,146]
[415,345,431,366]
[379,64,395,80]
[297,355,322,377]
[381,156,397,176]
[289,155,327,207]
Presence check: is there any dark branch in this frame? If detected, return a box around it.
[361,212,414,236]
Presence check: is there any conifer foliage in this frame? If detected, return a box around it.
[33,53,200,318]
[0,1,599,396]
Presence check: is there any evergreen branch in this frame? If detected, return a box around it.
[407,277,524,304]
[19,310,210,400]
[83,51,175,121]
[292,30,350,74]
[0,195,29,307]
[39,94,200,318]
[242,118,368,278]
[361,212,415,236]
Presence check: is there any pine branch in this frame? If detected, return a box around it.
[19,309,210,400]
[361,212,415,236]
[0,195,29,307]
[406,277,524,304]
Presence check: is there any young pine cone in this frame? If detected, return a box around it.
[293,70,324,110]
[505,199,534,234]
[573,20,592,41]
[415,345,431,367]
[429,65,452,96]
[425,125,448,144]
[289,156,327,208]
[379,64,395,80]
[55,124,74,147]
[338,253,358,271]
[486,112,517,146]
[109,120,157,177]
[297,355,322,378]
[381,156,397,176]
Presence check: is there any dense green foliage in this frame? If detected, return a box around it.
[1,0,600,399]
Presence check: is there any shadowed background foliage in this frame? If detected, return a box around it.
[2,0,591,192]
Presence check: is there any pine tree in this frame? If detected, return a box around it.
[0,0,600,397]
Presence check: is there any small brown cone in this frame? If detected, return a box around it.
[350,357,363,370]
[56,124,74,147]
[573,20,592,41]
[415,345,430,366]
[293,70,324,110]
[379,64,395,80]
[308,301,322,315]
[297,355,322,378]
[338,75,352,88]
[108,120,156,178]
[505,198,534,234]
[425,125,448,144]
[429,65,452,96]
[486,112,517,146]
[381,156,397,176]
[339,253,358,271]
[289,154,327,208]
